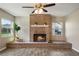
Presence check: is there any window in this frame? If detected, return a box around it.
[1,18,13,37]
[52,22,63,35]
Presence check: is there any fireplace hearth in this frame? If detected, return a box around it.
[33,34,46,42]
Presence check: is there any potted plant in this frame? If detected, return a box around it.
[13,21,21,42]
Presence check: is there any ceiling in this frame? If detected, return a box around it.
[0,3,79,16]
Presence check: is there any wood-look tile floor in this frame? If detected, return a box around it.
[0,48,79,56]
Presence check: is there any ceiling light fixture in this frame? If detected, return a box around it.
[32,3,48,14]
[22,3,55,14]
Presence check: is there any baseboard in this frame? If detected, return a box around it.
[72,47,79,53]
[0,47,6,51]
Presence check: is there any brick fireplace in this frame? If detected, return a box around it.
[30,14,53,42]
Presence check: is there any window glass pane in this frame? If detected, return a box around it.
[1,18,13,37]
[52,22,63,35]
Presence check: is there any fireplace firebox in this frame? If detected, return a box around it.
[33,34,46,42]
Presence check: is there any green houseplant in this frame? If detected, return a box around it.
[14,22,20,32]
[13,22,21,42]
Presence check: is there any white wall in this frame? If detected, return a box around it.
[66,9,79,51]
[15,16,30,42]
[0,8,14,20]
